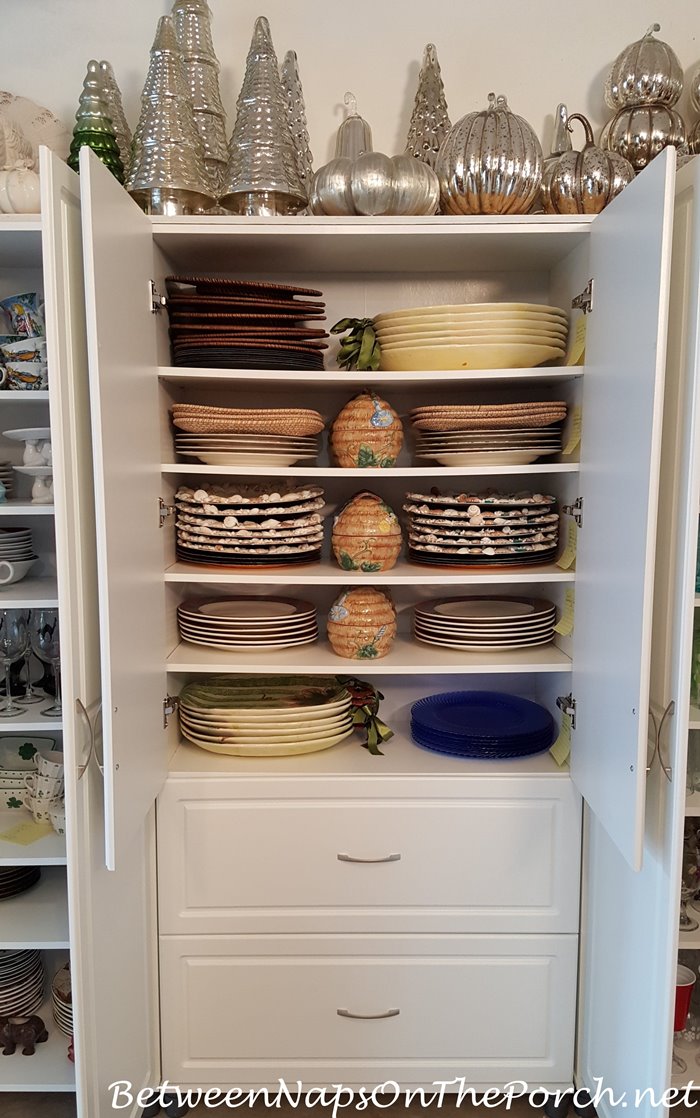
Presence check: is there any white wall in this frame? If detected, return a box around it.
[4,0,700,161]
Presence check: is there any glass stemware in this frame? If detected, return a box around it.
[17,609,41,705]
[0,610,28,717]
[30,609,61,718]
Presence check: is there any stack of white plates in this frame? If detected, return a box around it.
[404,490,559,566]
[51,962,72,1037]
[177,596,318,650]
[414,596,557,650]
[374,302,568,371]
[0,949,45,1016]
[178,675,355,757]
[0,526,36,561]
[412,401,567,466]
[175,484,325,567]
[174,432,320,467]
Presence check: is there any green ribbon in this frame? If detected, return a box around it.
[349,704,394,756]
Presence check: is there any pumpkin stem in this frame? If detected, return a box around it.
[644,22,661,37]
[344,91,358,117]
[566,112,595,148]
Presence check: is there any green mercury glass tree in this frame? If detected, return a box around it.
[68,59,124,182]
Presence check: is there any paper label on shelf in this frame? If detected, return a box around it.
[550,713,572,767]
[0,818,53,845]
[566,317,586,366]
[554,588,575,636]
[556,519,577,570]
[562,405,582,455]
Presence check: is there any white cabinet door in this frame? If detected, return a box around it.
[79,149,166,870]
[578,160,700,1115]
[571,149,676,870]
[41,148,159,1117]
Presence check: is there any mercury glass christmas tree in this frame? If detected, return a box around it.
[127,14,215,214]
[281,50,314,195]
[99,61,132,179]
[405,43,451,168]
[220,16,306,215]
[172,0,228,196]
[68,60,124,182]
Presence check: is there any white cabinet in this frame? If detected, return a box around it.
[76,146,684,1108]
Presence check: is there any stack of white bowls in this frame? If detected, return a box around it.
[374,302,568,371]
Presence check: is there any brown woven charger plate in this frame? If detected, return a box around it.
[171,337,328,351]
[412,414,565,431]
[166,275,324,298]
[169,323,329,338]
[411,402,568,414]
[171,333,329,348]
[172,405,323,417]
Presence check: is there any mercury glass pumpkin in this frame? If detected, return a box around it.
[436,93,543,216]
[605,103,686,172]
[604,25,683,110]
[541,112,634,215]
[309,93,439,216]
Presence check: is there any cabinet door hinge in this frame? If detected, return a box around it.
[561,496,583,527]
[159,497,176,527]
[149,279,166,314]
[556,694,576,730]
[163,695,179,729]
[572,279,593,314]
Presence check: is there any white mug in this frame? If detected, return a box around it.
[24,772,63,801]
[0,559,35,586]
[22,794,53,823]
[36,749,64,779]
[48,805,65,835]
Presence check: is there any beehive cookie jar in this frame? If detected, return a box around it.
[330,392,403,468]
[331,491,402,572]
[327,588,397,660]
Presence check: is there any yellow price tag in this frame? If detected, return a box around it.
[562,405,582,456]
[566,317,586,366]
[0,818,53,845]
[553,587,575,636]
[550,713,572,767]
[556,519,577,570]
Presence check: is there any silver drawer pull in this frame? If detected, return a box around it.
[337,852,401,864]
[337,1008,400,1020]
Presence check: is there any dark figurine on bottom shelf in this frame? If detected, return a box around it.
[0,1013,48,1055]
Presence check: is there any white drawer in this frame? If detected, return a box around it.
[157,780,581,934]
[160,933,577,1089]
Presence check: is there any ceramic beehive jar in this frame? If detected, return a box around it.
[327,587,397,659]
[330,391,403,468]
[332,491,402,572]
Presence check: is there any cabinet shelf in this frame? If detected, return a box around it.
[159,367,583,389]
[0,501,53,516]
[0,215,42,269]
[0,866,69,948]
[0,996,74,1092]
[163,462,579,478]
[0,391,50,403]
[150,213,593,273]
[0,576,58,607]
[0,810,66,866]
[164,557,575,585]
[166,633,572,675]
[0,701,61,730]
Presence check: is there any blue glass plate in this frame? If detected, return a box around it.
[410,721,553,750]
[411,690,554,742]
[411,724,554,760]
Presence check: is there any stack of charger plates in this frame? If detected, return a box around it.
[410,691,556,759]
[413,596,557,651]
[177,596,318,651]
[411,401,567,466]
[374,302,568,371]
[178,675,355,757]
[0,865,41,900]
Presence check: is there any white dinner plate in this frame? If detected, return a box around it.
[381,342,564,371]
[180,726,354,757]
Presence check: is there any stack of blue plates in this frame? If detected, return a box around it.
[410,691,555,759]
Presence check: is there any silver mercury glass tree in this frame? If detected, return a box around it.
[99,60,133,179]
[405,43,451,169]
[127,14,215,215]
[220,16,306,215]
[281,50,314,196]
[171,0,228,197]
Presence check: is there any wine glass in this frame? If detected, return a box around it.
[30,609,61,718]
[17,609,41,705]
[0,610,28,718]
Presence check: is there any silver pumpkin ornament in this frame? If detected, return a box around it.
[605,102,686,172]
[604,24,683,110]
[541,112,634,215]
[436,93,543,216]
[310,93,439,216]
